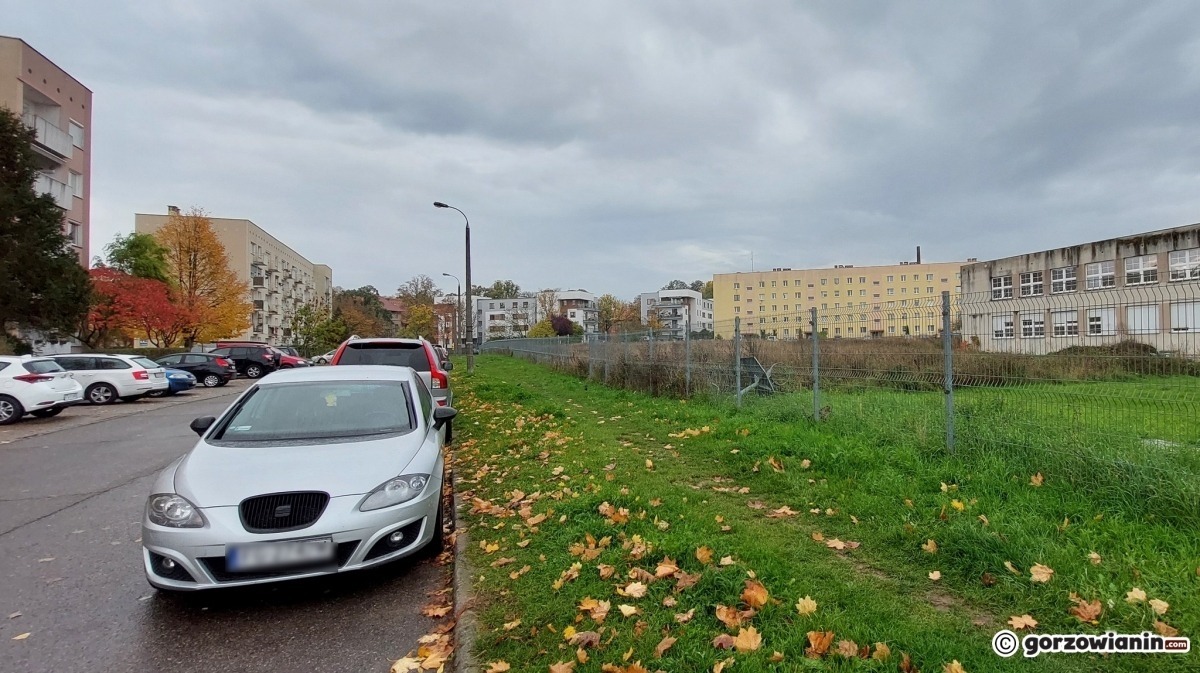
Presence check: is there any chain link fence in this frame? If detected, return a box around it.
[482,286,1200,524]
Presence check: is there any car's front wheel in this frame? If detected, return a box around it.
[31,407,63,418]
[245,364,264,378]
[418,487,447,558]
[86,383,117,405]
[0,395,24,425]
[201,374,222,388]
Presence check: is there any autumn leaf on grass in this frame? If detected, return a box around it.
[1008,614,1038,630]
[825,538,859,551]
[509,565,531,580]
[1088,551,1102,565]
[747,500,766,510]
[734,626,762,652]
[1150,599,1169,616]
[767,506,798,518]
[811,531,824,542]
[654,636,677,657]
[655,557,679,578]
[549,661,576,673]
[1154,621,1179,637]
[618,581,648,598]
[928,570,942,581]
[695,546,714,565]
[1125,587,1147,603]
[674,608,695,623]
[835,640,860,658]
[950,500,965,512]
[805,631,835,658]
[645,459,654,470]
[741,579,769,608]
[490,557,516,568]
[712,634,736,650]
[872,643,892,661]
[502,619,522,631]
[598,564,616,580]
[768,456,784,472]
[796,595,818,616]
[674,570,702,592]
[944,661,967,673]
[485,662,512,673]
[1029,563,1054,583]
[715,605,745,629]
[618,604,640,618]
[1069,595,1102,624]
[569,631,602,649]
[719,556,736,566]
[921,539,938,554]
[1030,473,1044,487]
[1004,561,1020,575]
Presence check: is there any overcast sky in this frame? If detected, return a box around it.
[8,1,1200,298]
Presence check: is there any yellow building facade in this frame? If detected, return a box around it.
[712,261,967,339]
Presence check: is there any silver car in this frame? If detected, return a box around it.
[141,365,455,591]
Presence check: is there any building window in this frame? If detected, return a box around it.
[834,277,841,285]
[886,288,894,296]
[1168,249,1200,281]
[1170,301,1200,332]
[926,287,934,294]
[860,290,866,296]
[735,306,740,313]
[1125,305,1158,334]
[68,171,83,197]
[758,294,765,301]
[1086,307,1115,335]
[783,329,790,335]
[926,274,934,281]
[68,120,85,148]
[489,302,495,309]
[1019,271,1043,297]
[1085,261,1115,290]
[1050,267,1077,293]
[887,325,896,334]
[759,281,765,288]
[759,317,766,324]
[1124,255,1158,286]
[886,275,894,282]
[734,282,740,289]
[991,275,1013,300]
[992,314,1015,339]
[66,220,82,247]
[1048,311,1076,337]
[771,293,777,299]
[782,280,788,286]
[1020,312,1045,337]
[733,294,740,301]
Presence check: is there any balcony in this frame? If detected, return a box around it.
[250,256,265,268]
[34,173,72,209]
[22,113,73,161]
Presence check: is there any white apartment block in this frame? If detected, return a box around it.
[637,289,714,339]
[474,289,600,341]
[960,223,1200,354]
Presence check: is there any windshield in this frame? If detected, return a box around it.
[212,381,414,442]
[23,360,64,374]
[132,357,160,369]
[338,343,430,370]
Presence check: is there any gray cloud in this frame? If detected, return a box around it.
[8,0,1200,298]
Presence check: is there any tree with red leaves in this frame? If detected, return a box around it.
[80,268,190,348]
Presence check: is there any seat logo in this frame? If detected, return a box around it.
[274,504,292,518]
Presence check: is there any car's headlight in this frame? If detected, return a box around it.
[359,474,431,511]
[146,494,206,528]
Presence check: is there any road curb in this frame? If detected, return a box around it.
[452,483,480,673]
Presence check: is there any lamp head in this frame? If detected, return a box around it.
[433,202,449,208]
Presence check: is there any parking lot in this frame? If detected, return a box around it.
[0,379,449,673]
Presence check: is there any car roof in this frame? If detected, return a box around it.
[345,337,428,345]
[256,364,418,385]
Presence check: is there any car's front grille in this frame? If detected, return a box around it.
[239,491,329,533]
[199,541,360,582]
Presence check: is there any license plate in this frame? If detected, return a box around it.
[226,537,335,572]
[154,372,165,378]
[64,391,81,401]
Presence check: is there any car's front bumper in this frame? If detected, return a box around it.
[141,479,442,590]
[166,380,196,393]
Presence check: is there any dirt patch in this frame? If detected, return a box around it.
[925,589,996,628]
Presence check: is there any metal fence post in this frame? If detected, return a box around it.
[734,317,743,408]
[942,290,955,454]
[684,324,692,397]
[604,333,610,383]
[588,336,595,380]
[811,307,820,421]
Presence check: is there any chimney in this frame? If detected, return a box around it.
[916,245,922,264]
[167,205,180,215]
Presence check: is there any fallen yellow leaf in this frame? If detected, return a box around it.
[741,579,769,609]
[1125,587,1147,603]
[1008,614,1038,630]
[1029,563,1054,583]
[795,595,817,616]
[734,626,762,652]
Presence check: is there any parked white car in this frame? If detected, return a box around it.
[50,354,170,405]
[311,350,337,365]
[0,356,84,425]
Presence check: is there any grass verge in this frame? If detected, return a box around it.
[453,355,1197,672]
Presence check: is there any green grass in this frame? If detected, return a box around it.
[453,356,1199,672]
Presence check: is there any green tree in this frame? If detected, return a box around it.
[0,108,90,350]
[702,280,714,299]
[396,274,440,306]
[400,303,437,339]
[478,279,521,299]
[689,280,705,294]
[527,319,556,338]
[289,303,346,356]
[103,232,171,282]
[333,286,396,337]
[662,279,689,291]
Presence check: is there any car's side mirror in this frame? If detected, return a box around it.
[432,406,457,429]
[441,361,454,371]
[190,416,216,436]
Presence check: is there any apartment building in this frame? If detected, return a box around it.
[474,289,600,341]
[960,223,1200,354]
[712,257,966,340]
[1,36,91,265]
[637,289,714,338]
[135,208,333,345]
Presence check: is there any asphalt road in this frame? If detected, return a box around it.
[0,388,449,673]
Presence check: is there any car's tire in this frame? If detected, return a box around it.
[280,364,293,369]
[86,383,118,405]
[443,419,453,445]
[216,379,229,387]
[147,389,166,398]
[245,364,264,378]
[201,374,222,388]
[0,395,25,425]
[31,407,64,418]
[120,395,146,403]
[418,488,447,558]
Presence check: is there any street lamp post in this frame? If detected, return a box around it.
[442,272,461,355]
[434,202,474,374]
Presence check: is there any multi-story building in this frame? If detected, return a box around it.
[637,289,714,338]
[474,289,600,341]
[712,257,966,340]
[960,223,1200,354]
[1,36,92,265]
[135,208,333,345]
